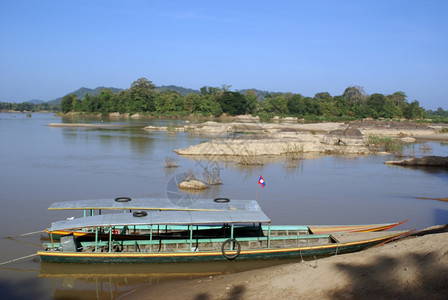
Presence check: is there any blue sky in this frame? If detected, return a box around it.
[1,1,447,110]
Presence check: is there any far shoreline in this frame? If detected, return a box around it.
[45,116,448,156]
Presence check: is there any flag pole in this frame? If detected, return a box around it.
[256,181,259,201]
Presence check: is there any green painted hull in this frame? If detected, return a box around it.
[38,233,396,264]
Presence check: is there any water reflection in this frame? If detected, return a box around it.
[433,207,448,226]
[39,259,300,300]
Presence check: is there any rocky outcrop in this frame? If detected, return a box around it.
[385,156,448,167]
[144,121,347,135]
[174,130,370,156]
[178,180,208,190]
[141,120,440,157]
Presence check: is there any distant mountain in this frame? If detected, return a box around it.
[27,85,274,106]
[47,86,123,105]
[46,85,201,105]
[237,89,279,100]
[28,99,46,104]
[156,85,200,96]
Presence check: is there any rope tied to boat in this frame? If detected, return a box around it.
[0,253,38,266]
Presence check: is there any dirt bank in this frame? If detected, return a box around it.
[172,121,441,156]
[121,225,448,300]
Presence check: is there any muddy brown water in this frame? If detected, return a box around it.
[1,113,447,299]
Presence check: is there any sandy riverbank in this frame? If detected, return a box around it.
[121,225,448,300]
[171,120,445,156]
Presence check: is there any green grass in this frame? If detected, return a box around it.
[366,134,404,156]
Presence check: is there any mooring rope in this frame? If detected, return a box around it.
[18,230,45,237]
[1,230,45,240]
[0,253,38,266]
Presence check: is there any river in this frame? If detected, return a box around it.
[0,112,447,299]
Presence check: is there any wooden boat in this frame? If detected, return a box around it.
[38,200,411,264]
[45,197,408,239]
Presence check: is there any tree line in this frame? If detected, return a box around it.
[2,77,447,122]
[0,101,59,112]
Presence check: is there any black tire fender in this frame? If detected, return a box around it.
[133,211,148,217]
[214,198,230,203]
[221,238,241,260]
[115,197,132,202]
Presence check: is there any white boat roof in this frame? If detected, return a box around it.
[48,198,261,212]
[48,210,271,232]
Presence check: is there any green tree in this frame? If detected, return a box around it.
[343,86,366,104]
[384,97,402,118]
[183,94,200,113]
[216,91,248,116]
[367,93,387,118]
[129,77,156,113]
[389,91,407,110]
[287,94,305,116]
[314,92,333,102]
[244,90,258,114]
[97,89,117,116]
[200,86,221,96]
[303,97,320,115]
[352,99,369,118]
[403,100,424,119]
[61,94,77,113]
[155,91,183,113]
[314,92,334,117]
[332,96,350,117]
[198,95,222,116]
[117,90,131,114]
[269,93,289,114]
[72,94,83,112]
[84,93,99,113]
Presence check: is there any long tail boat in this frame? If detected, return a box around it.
[38,199,411,264]
[45,197,407,239]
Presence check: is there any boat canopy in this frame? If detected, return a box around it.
[48,198,262,212]
[48,209,271,232]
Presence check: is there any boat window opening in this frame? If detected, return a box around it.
[267,223,271,248]
[149,225,153,253]
[94,227,99,253]
[189,225,193,251]
[108,226,112,253]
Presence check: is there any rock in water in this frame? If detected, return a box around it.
[178,180,208,190]
[385,156,448,167]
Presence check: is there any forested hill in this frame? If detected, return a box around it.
[47,85,203,105]
[156,85,200,96]
[48,87,123,105]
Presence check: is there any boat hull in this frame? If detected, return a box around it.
[38,231,405,264]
